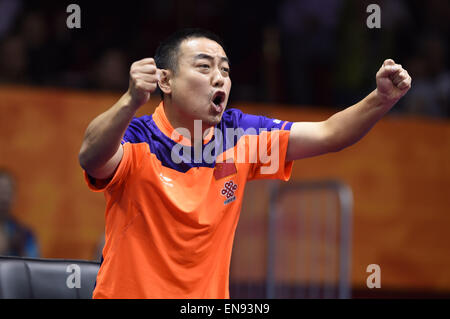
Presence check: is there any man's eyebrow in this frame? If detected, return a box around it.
[193,53,230,65]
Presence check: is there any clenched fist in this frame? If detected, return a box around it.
[127,58,161,107]
[376,59,412,105]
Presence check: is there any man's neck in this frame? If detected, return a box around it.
[162,98,213,145]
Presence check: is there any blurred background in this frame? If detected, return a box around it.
[0,0,449,298]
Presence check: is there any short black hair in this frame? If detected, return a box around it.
[154,28,226,99]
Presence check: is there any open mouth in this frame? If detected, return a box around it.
[212,91,226,111]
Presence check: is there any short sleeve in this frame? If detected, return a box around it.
[246,130,294,181]
[83,142,149,192]
[121,116,153,145]
[236,112,294,181]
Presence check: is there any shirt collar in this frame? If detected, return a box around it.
[152,101,215,146]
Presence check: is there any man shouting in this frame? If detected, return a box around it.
[79,28,411,299]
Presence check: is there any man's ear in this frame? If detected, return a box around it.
[158,69,172,95]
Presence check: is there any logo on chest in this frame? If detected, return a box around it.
[221,180,238,205]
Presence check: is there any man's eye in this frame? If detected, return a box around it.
[222,67,230,73]
[199,64,210,69]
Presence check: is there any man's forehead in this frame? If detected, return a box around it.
[179,37,228,60]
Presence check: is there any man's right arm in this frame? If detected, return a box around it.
[78,58,160,180]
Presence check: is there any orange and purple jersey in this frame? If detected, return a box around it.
[84,102,293,298]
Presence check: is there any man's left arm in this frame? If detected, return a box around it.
[286,59,412,161]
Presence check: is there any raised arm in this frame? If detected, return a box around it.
[286,59,412,161]
[78,58,160,179]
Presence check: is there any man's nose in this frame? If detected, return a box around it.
[211,68,224,87]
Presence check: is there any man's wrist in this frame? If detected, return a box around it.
[373,89,397,111]
[122,91,142,112]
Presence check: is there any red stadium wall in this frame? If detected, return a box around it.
[1,86,449,294]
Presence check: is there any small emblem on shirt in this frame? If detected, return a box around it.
[221,180,237,205]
